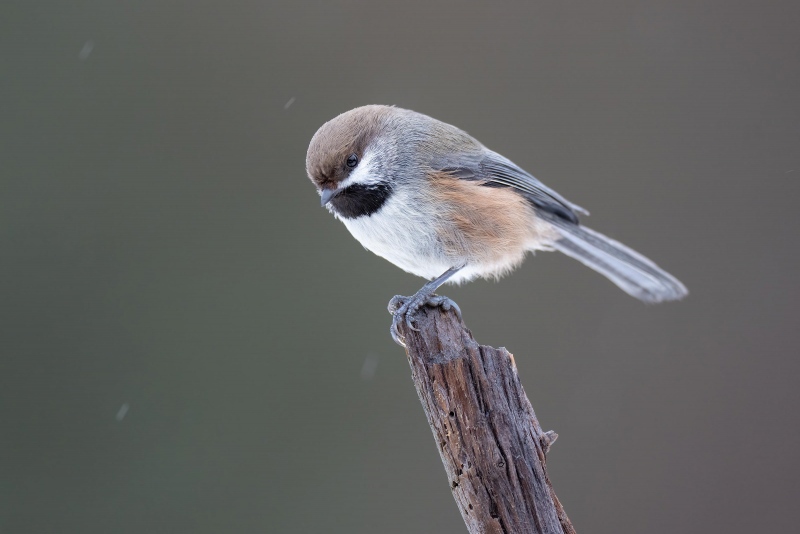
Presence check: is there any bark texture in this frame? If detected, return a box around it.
[397,305,575,534]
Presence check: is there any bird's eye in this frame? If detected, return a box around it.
[346,153,359,168]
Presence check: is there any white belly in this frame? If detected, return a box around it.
[339,189,452,280]
[336,186,553,284]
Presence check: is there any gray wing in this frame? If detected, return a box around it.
[434,149,588,224]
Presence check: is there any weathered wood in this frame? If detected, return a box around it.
[396,304,575,534]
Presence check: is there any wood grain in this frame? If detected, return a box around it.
[397,304,575,534]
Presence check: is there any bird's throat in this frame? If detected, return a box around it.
[329,183,393,219]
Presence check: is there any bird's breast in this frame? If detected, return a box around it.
[340,189,452,280]
[338,179,559,282]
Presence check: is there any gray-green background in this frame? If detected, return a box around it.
[2,1,799,532]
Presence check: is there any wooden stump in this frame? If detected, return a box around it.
[396,304,575,534]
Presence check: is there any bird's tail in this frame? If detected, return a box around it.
[547,220,688,303]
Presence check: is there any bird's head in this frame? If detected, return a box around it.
[306,105,406,219]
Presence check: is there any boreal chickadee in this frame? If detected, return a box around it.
[305,105,687,344]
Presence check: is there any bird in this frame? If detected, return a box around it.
[305,105,687,344]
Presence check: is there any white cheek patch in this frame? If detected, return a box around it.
[338,151,380,189]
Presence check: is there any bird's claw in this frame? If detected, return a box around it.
[427,295,463,321]
[387,295,405,314]
[388,293,461,346]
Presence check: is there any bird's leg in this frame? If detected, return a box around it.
[388,266,463,346]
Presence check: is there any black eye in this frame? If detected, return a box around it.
[346,153,359,168]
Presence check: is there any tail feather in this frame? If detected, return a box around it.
[548,220,688,303]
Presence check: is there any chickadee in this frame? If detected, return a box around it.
[306,105,687,344]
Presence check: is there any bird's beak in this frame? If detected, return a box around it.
[320,187,340,207]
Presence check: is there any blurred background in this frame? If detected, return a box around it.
[2,1,799,532]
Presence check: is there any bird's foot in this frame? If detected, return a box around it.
[388,292,462,346]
